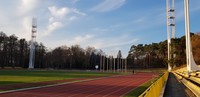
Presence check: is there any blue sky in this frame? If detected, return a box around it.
[0,0,200,57]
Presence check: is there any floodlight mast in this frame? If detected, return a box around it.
[28,18,37,69]
[166,0,176,71]
[166,0,170,72]
[184,0,200,72]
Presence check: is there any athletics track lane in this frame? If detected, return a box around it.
[0,73,156,97]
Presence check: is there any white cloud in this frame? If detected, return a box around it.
[0,0,87,42]
[72,8,86,16]
[46,33,138,55]
[18,0,39,16]
[0,0,40,40]
[74,35,93,43]
[67,34,94,46]
[21,16,32,40]
[91,0,126,12]
[46,34,94,48]
[48,6,70,19]
[92,38,138,49]
[48,6,86,20]
[42,22,63,36]
[71,34,138,58]
[41,6,86,37]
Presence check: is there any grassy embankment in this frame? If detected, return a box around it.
[125,69,165,97]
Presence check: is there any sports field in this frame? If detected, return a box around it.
[0,72,157,97]
[0,70,118,91]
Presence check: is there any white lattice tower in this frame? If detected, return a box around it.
[166,0,176,71]
[28,18,37,69]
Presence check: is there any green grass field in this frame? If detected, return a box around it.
[124,73,163,97]
[0,70,118,86]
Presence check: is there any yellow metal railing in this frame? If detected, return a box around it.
[139,72,169,97]
[174,72,200,96]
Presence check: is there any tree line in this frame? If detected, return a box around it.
[0,32,45,68]
[127,33,200,69]
[1,31,200,70]
[0,32,125,70]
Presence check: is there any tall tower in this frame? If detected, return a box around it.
[184,0,200,72]
[166,0,175,71]
[28,18,37,69]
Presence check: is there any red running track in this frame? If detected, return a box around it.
[0,73,156,97]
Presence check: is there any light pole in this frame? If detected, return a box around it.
[107,56,109,72]
[100,55,102,72]
[125,58,127,72]
[184,0,190,72]
[184,0,200,72]
[114,57,115,72]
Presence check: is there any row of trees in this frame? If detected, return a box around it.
[1,31,200,70]
[45,45,102,69]
[127,42,167,68]
[127,33,200,68]
[40,46,126,70]
[0,32,122,70]
[0,32,46,68]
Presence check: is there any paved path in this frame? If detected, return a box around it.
[164,73,188,97]
[0,73,155,97]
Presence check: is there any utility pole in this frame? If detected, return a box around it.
[109,56,112,72]
[107,56,109,72]
[114,58,115,72]
[125,58,127,73]
[100,55,102,72]
[29,18,37,69]
[117,57,119,72]
[103,56,105,72]
[121,58,123,72]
